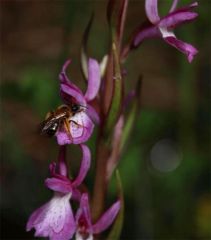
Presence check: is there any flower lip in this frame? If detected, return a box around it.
[56,111,94,145]
[26,193,76,240]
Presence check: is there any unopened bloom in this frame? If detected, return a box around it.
[26,144,91,240]
[57,58,101,145]
[75,193,120,240]
[133,0,198,62]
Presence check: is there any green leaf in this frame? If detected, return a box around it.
[107,0,128,43]
[107,170,124,240]
[105,41,123,137]
[107,0,117,27]
[121,78,142,150]
[120,102,136,150]
[80,13,94,80]
[117,0,128,47]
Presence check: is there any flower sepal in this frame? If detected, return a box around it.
[122,0,198,62]
[75,193,120,240]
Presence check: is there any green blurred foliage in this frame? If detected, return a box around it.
[20,67,58,115]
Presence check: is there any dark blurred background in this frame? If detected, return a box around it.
[1,0,210,239]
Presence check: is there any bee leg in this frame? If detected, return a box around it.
[70,120,87,130]
[57,104,69,110]
[63,119,73,142]
[69,120,87,139]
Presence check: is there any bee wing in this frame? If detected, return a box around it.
[39,118,59,134]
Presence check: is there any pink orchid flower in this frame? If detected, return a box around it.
[57,59,100,145]
[26,144,91,240]
[133,0,198,62]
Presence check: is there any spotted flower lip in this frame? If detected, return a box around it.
[26,145,91,240]
[55,112,94,146]
[75,193,120,240]
[26,192,76,240]
[57,58,101,145]
[133,0,198,62]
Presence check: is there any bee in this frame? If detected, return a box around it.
[40,103,85,138]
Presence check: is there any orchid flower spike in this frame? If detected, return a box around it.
[134,0,198,62]
[75,193,120,240]
[57,58,101,145]
[26,144,91,240]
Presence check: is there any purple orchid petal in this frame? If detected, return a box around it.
[26,193,76,240]
[87,104,100,124]
[106,116,124,180]
[56,111,94,145]
[145,0,160,24]
[49,162,57,176]
[92,200,121,234]
[70,112,94,144]
[72,144,91,187]
[45,177,72,194]
[84,58,101,102]
[58,145,68,176]
[163,1,198,28]
[169,0,179,13]
[49,162,70,181]
[133,22,160,47]
[56,130,72,145]
[172,1,198,13]
[59,59,83,94]
[26,202,49,234]
[75,193,92,234]
[164,36,198,62]
[159,11,198,29]
[59,60,86,105]
[124,0,198,61]
[72,188,82,202]
[61,83,86,106]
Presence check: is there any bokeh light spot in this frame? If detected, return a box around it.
[150,138,182,173]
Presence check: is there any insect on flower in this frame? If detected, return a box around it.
[38,58,101,145]
[40,102,87,139]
